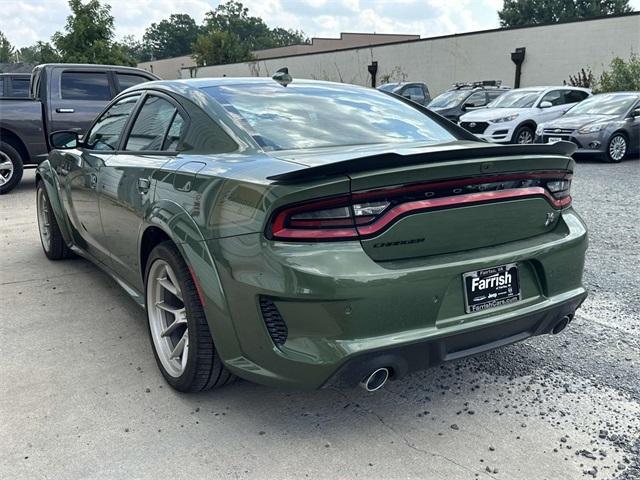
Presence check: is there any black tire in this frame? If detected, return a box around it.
[0,141,24,194]
[512,125,535,144]
[36,181,74,260]
[604,133,628,163]
[144,241,235,392]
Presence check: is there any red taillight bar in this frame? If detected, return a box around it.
[269,172,572,241]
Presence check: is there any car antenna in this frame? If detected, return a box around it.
[272,67,292,87]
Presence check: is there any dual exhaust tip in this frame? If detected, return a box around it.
[359,314,573,392]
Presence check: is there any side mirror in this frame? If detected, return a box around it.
[539,101,553,109]
[630,107,640,118]
[50,131,79,149]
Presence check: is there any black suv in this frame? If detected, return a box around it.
[428,81,510,123]
[377,82,431,106]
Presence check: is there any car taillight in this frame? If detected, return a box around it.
[268,171,572,242]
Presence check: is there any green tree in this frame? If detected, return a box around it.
[52,0,136,66]
[194,1,308,66]
[142,14,199,60]
[192,30,253,66]
[498,0,632,27]
[120,35,152,63]
[16,42,61,64]
[597,54,640,92]
[0,31,15,63]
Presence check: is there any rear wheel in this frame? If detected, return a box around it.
[513,125,534,144]
[605,133,627,163]
[0,141,24,194]
[145,242,235,392]
[36,181,73,260]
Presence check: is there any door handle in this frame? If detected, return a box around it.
[56,108,75,113]
[137,178,151,193]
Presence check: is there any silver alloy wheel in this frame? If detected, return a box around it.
[609,135,627,162]
[147,259,189,378]
[37,188,51,252]
[0,152,14,186]
[516,129,534,144]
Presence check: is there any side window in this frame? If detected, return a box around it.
[61,71,111,100]
[116,73,150,92]
[125,96,181,152]
[11,78,30,97]
[565,90,589,104]
[466,91,487,107]
[402,86,426,103]
[540,90,564,106]
[164,114,186,150]
[0,78,4,97]
[85,95,141,151]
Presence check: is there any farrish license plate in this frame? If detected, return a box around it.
[463,264,521,313]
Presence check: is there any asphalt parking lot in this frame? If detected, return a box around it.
[2,160,639,480]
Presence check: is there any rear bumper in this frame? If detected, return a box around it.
[323,290,586,388]
[206,209,588,390]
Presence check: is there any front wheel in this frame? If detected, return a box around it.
[36,182,73,260]
[145,242,235,392]
[605,133,627,163]
[513,125,535,144]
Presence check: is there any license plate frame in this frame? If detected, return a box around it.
[462,263,521,314]
[548,136,562,143]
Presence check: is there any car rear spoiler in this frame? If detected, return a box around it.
[267,141,576,183]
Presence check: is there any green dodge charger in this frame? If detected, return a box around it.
[36,76,588,393]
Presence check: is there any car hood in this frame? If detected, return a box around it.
[459,107,528,122]
[543,114,617,130]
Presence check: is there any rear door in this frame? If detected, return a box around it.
[48,69,115,134]
[98,92,186,290]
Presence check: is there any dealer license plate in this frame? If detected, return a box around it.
[463,264,521,313]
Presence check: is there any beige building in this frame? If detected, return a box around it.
[182,13,640,96]
[137,33,420,80]
[137,54,196,81]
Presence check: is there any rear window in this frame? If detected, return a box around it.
[117,73,149,92]
[202,83,456,151]
[61,71,111,100]
[11,78,30,97]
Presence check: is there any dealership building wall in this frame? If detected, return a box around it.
[182,13,640,96]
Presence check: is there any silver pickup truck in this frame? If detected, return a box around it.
[0,63,159,193]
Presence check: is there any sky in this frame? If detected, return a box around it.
[1,0,639,49]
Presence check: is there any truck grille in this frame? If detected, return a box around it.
[259,297,288,346]
[460,121,489,134]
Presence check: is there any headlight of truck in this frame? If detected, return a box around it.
[577,123,606,134]
[489,114,519,123]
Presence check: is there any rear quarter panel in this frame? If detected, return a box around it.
[0,99,48,163]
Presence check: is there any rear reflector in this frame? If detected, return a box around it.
[269,171,572,242]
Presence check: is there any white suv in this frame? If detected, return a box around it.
[458,86,591,144]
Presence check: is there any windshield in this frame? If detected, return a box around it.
[566,94,638,116]
[377,83,399,92]
[428,90,471,109]
[487,89,543,108]
[203,83,457,151]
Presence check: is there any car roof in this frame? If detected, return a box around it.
[0,72,30,77]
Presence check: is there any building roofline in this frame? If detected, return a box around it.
[196,11,639,66]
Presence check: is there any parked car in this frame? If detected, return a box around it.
[428,81,510,123]
[459,86,591,144]
[0,63,158,194]
[377,82,431,105]
[36,77,587,393]
[535,92,640,162]
[0,73,31,98]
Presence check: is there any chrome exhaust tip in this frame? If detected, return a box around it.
[360,367,390,392]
